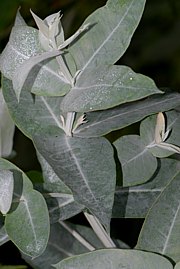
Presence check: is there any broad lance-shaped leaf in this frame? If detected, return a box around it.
[114,135,157,187]
[67,0,146,80]
[73,90,180,137]
[5,170,50,257]
[0,19,70,97]
[12,49,63,101]
[54,249,173,269]
[61,65,161,112]
[0,158,50,257]
[37,152,84,221]
[112,158,180,218]
[136,172,180,263]
[33,133,116,231]
[2,77,64,139]
[0,170,14,214]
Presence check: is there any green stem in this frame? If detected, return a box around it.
[59,221,95,251]
[84,212,116,248]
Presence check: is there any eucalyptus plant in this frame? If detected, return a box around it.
[0,0,180,268]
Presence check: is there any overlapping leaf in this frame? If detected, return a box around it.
[37,153,84,222]
[67,0,146,76]
[136,172,180,263]
[73,91,180,137]
[141,110,180,157]
[0,13,70,99]
[0,170,14,214]
[33,132,116,231]
[0,158,50,257]
[0,90,15,158]
[61,65,161,112]
[114,135,157,186]
[113,110,179,186]
[54,249,173,269]
[2,77,64,139]
[112,158,180,218]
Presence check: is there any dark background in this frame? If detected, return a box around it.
[0,0,180,267]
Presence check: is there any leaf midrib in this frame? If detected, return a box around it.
[78,0,135,79]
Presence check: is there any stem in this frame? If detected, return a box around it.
[59,221,95,251]
[84,212,116,248]
[65,112,76,136]
[56,55,73,85]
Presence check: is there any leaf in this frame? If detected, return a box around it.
[0,170,14,214]
[33,133,116,231]
[61,65,161,112]
[73,91,180,137]
[0,90,15,158]
[112,158,180,218]
[22,222,105,269]
[136,172,180,263]
[67,0,146,79]
[53,249,173,269]
[5,170,50,257]
[37,152,84,221]
[2,77,64,139]
[175,262,180,269]
[114,135,157,186]
[0,22,70,97]
[12,50,63,101]
[0,158,50,257]
[141,110,180,157]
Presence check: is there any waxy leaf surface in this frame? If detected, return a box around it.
[136,172,180,263]
[2,78,64,139]
[67,0,146,78]
[61,65,161,112]
[0,170,14,214]
[33,133,116,231]
[113,158,180,218]
[114,135,157,186]
[54,249,173,269]
[74,91,180,137]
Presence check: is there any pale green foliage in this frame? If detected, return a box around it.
[0,0,179,268]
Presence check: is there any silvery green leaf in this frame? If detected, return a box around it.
[67,0,146,80]
[23,222,104,269]
[2,77,64,139]
[12,50,63,101]
[37,152,84,221]
[0,90,15,158]
[61,65,161,112]
[0,158,50,257]
[136,172,180,263]
[30,10,49,39]
[14,9,27,27]
[141,110,180,158]
[113,158,180,218]
[114,135,157,186]
[0,170,14,214]
[31,10,65,51]
[0,22,70,97]
[5,171,50,257]
[54,249,173,269]
[74,91,180,137]
[33,133,116,232]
